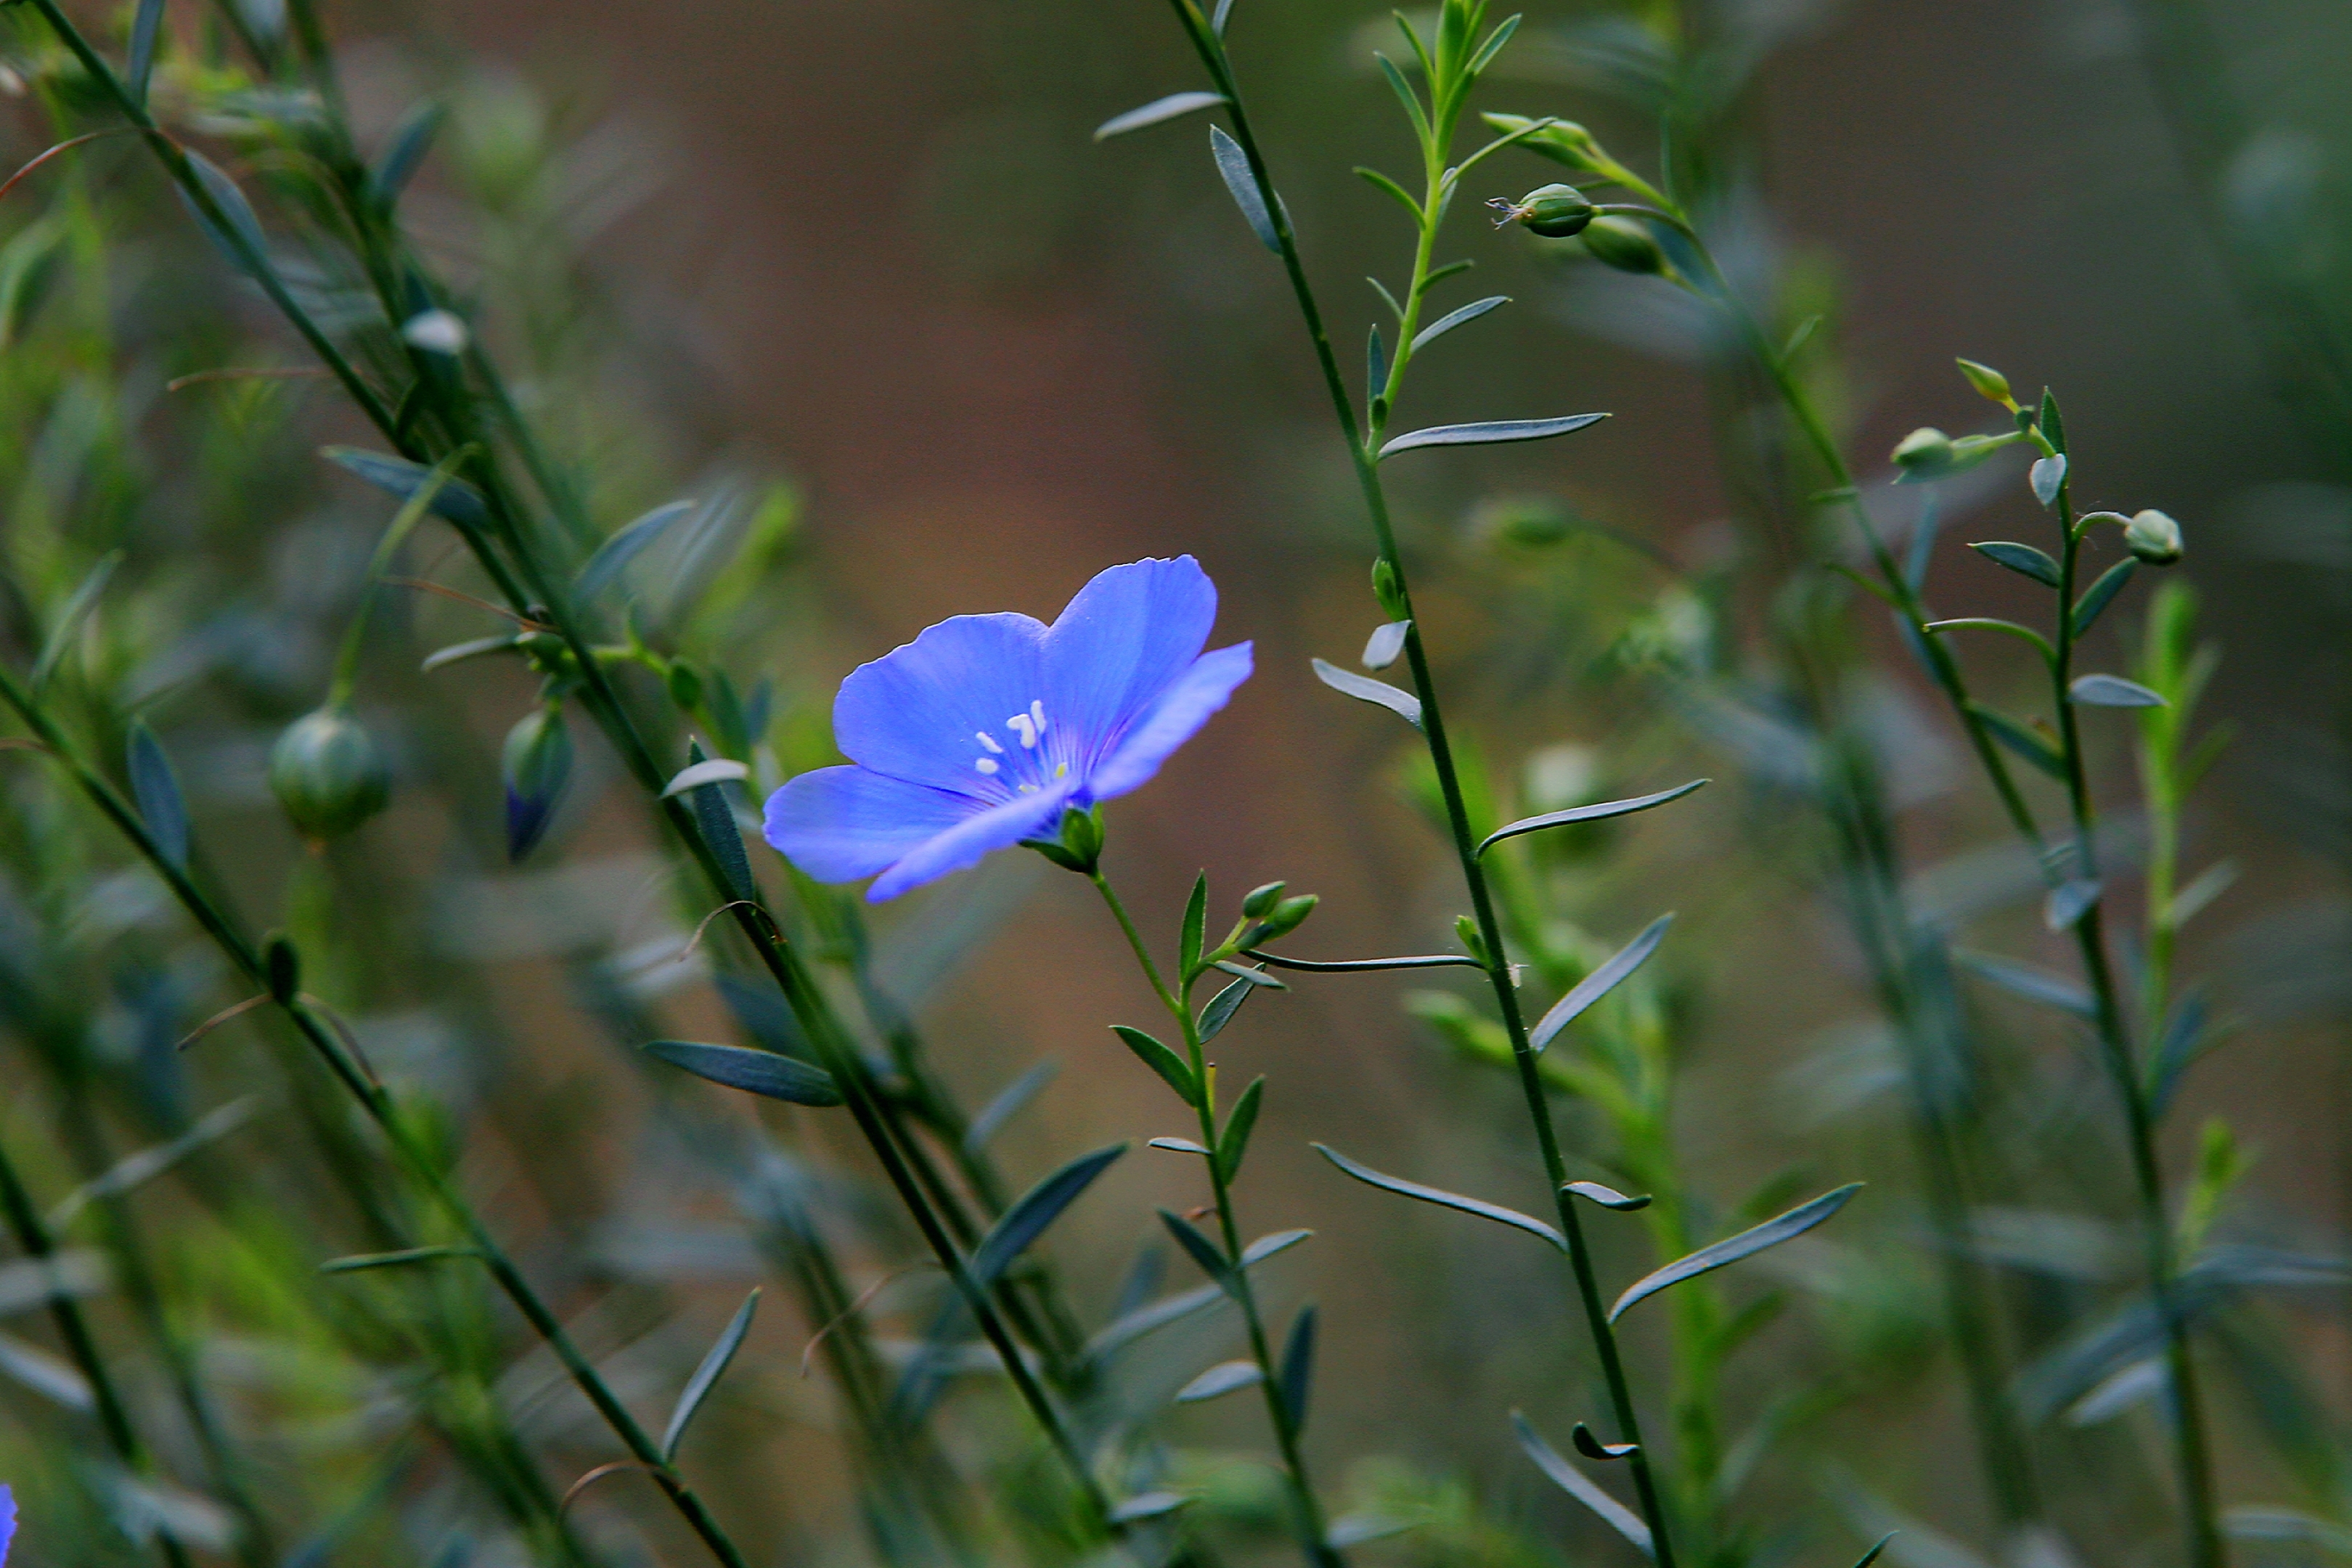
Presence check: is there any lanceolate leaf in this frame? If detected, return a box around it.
[1160,1209,1235,1290]
[1210,124,1280,252]
[126,0,165,106]
[2070,674,2168,709]
[1609,1183,1863,1322]
[1967,702,2067,780]
[31,550,123,690]
[1313,1143,1564,1250]
[1969,541,2062,589]
[1111,1493,1193,1524]
[1477,780,1707,855]
[1530,914,1673,1053]
[970,1143,1127,1286]
[2044,878,2102,931]
[324,448,491,531]
[1411,295,1509,354]
[1094,91,1227,141]
[576,499,695,603]
[662,1289,759,1460]
[1514,1412,1653,1557]
[1181,873,1208,978]
[1956,950,2095,1018]
[1851,1533,1899,1568]
[661,758,748,799]
[965,1059,1058,1152]
[370,101,446,207]
[1113,1024,1200,1104]
[179,150,268,277]
[1217,1076,1265,1182]
[1175,1359,1262,1402]
[126,719,190,872]
[2072,558,2138,637]
[1564,1181,1652,1212]
[1279,1304,1316,1430]
[645,1040,843,1106]
[1083,1230,1312,1362]
[1312,658,1422,727]
[1379,413,1607,460]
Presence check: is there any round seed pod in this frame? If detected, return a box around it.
[269,707,392,841]
[2124,508,2184,565]
[1510,183,1596,238]
[1579,215,1666,275]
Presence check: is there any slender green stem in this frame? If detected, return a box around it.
[0,1132,195,1568]
[1154,6,1679,1560]
[1090,871,1340,1568]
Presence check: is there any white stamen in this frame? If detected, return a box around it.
[1029,699,1048,736]
[976,732,1004,754]
[974,758,1000,775]
[1018,783,1039,794]
[1008,711,1040,748]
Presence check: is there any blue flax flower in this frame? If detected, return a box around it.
[766,556,1251,901]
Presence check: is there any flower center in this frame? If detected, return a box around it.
[971,701,1068,793]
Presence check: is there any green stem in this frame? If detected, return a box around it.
[1090,872,1341,1568]
[1156,7,1680,1560]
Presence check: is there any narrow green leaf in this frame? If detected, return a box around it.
[1094,91,1226,142]
[126,0,165,107]
[1242,950,1482,973]
[1354,164,1424,224]
[1217,1076,1265,1182]
[663,1289,759,1460]
[1113,1024,1200,1104]
[1564,1180,1652,1212]
[324,448,491,531]
[1852,1533,1899,1568]
[420,633,521,674]
[661,758,749,799]
[1210,125,1280,252]
[1477,780,1706,855]
[645,1040,843,1106]
[1609,1183,1863,1321]
[1312,657,1422,727]
[1956,950,2096,1019]
[1572,1423,1637,1460]
[1966,703,2067,780]
[1211,960,1284,989]
[1379,413,1608,460]
[2071,558,2139,637]
[178,150,267,277]
[965,1059,1058,1153]
[1244,1228,1312,1265]
[1969,540,2062,589]
[126,719,190,873]
[1514,1412,1653,1556]
[1530,914,1673,1053]
[1410,295,1509,354]
[369,101,446,208]
[46,1098,261,1229]
[1149,1137,1210,1155]
[1368,275,1405,321]
[1464,12,1522,76]
[971,1143,1126,1286]
[1212,0,1236,33]
[1373,54,1432,144]
[1279,1304,1316,1430]
[30,550,123,691]
[1159,1209,1236,1291]
[685,738,757,903]
[2149,992,2211,1117]
[319,1245,477,1274]
[1175,1359,1262,1402]
[1181,872,1208,978]
[2039,388,2067,452]
[1783,314,1823,362]
[2044,878,2102,931]
[1313,1143,1564,1250]
[1423,258,1476,290]
[1199,971,1258,1041]
[2070,674,2168,708]
[577,499,695,603]
[1926,617,2057,663]
[1111,1493,1193,1524]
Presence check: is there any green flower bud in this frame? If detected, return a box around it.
[1956,358,2014,407]
[1454,913,1490,965]
[1241,881,1287,918]
[1471,494,1574,547]
[1578,215,1665,275]
[2124,508,2184,565]
[1248,893,1318,946]
[1372,558,1408,619]
[1481,113,1608,176]
[502,706,574,862]
[1490,182,1594,238]
[666,658,705,712]
[269,707,392,841]
[1892,427,1956,471]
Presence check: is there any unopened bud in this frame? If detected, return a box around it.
[1241,881,1287,918]
[502,706,573,862]
[269,707,391,841]
[1454,913,1490,965]
[1579,215,1665,276]
[1249,894,1318,945]
[1491,182,1593,239]
[666,658,705,712]
[1956,358,2013,406]
[1892,427,1956,471]
[1372,558,1408,619]
[2124,508,2184,565]
[1482,113,1607,175]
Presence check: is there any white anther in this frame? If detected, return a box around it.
[1017,783,1039,795]
[1008,711,1040,748]
[976,732,1004,754]
[974,757,1000,775]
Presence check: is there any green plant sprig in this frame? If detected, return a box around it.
[1143,3,1687,1560]
[1092,869,1339,1568]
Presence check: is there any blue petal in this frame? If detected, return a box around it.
[868,782,1074,902]
[764,767,981,883]
[1088,642,1254,801]
[1,1484,14,1567]
[833,612,1048,795]
[1042,558,1217,775]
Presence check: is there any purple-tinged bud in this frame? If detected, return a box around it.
[502,706,573,862]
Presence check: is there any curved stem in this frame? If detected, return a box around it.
[1156,7,1680,1561]
[1090,871,1342,1568]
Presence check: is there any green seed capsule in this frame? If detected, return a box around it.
[1248,893,1318,946]
[1494,182,1594,238]
[1578,215,1665,275]
[1891,427,1956,471]
[269,707,392,841]
[1241,881,1287,918]
[2124,508,2184,565]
